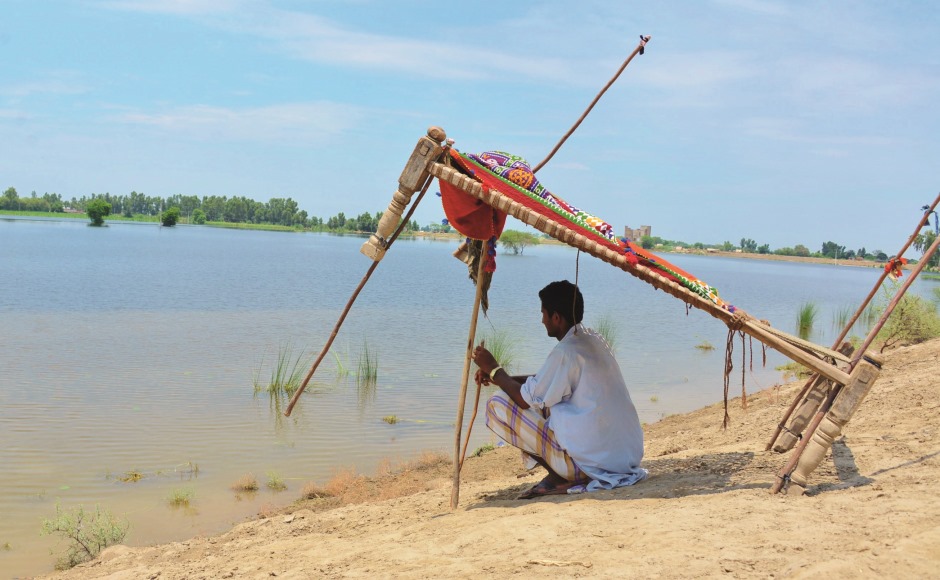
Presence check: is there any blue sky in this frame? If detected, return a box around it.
[2,0,938,253]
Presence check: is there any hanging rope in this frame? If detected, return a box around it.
[722,312,750,428]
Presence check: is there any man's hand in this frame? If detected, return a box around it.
[472,344,498,377]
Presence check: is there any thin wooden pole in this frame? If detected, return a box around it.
[451,254,489,509]
[459,342,484,471]
[765,192,940,449]
[283,178,433,417]
[532,36,650,174]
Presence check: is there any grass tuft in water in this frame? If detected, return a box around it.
[381,415,399,424]
[795,301,818,340]
[266,471,287,491]
[695,340,715,351]
[230,473,259,492]
[832,304,854,332]
[357,339,379,384]
[118,469,144,483]
[332,345,351,379]
[167,487,194,507]
[591,314,620,352]
[174,461,199,479]
[253,341,309,396]
[479,329,518,374]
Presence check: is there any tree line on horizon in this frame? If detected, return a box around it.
[636,233,937,268]
[0,187,442,234]
[3,186,936,267]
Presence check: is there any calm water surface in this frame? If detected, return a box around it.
[0,218,930,577]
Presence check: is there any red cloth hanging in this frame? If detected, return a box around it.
[440,179,508,241]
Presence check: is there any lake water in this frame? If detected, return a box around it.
[0,217,932,577]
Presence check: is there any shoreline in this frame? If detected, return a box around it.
[46,338,940,579]
[1,213,912,270]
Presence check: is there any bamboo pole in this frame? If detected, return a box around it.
[766,192,940,450]
[451,255,489,509]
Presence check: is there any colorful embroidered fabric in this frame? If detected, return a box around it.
[447,149,728,309]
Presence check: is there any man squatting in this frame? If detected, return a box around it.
[472,280,647,498]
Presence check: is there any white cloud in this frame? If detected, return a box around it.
[98,0,589,84]
[111,101,364,143]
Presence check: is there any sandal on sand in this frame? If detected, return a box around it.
[517,478,574,500]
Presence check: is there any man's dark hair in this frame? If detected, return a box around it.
[539,280,584,325]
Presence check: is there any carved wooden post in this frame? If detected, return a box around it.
[773,342,855,453]
[785,352,884,496]
[360,126,446,261]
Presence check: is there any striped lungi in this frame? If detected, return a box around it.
[485,391,587,484]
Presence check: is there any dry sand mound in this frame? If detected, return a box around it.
[49,339,940,579]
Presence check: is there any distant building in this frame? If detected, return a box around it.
[624,225,651,241]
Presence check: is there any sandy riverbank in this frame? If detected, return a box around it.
[46,337,940,579]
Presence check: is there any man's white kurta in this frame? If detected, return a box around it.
[520,324,646,489]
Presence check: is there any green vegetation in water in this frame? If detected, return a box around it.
[695,340,715,351]
[649,395,659,403]
[175,461,200,478]
[921,272,940,281]
[479,329,518,374]
[40,504,129,570]
[332,345,351,379]
[167,487,194,507]
[832,304,855,332]
[795,301,819,340]
[933,287,940,303]
[357,339,379,384]
[498,229,541,255]
[160,206,181,227]
[591,315,620,353]
[381,415,399,424]
[266,471,287,491]
[861,301,880,329]
[776,362,812,382]
[253,341,309,396]
[85,199,111,226]
[118,469,144,483]
[231,473,259,492]
[1,542,11,551]
[472,442,496,457]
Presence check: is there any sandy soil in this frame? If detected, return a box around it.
[48,339,940,579]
